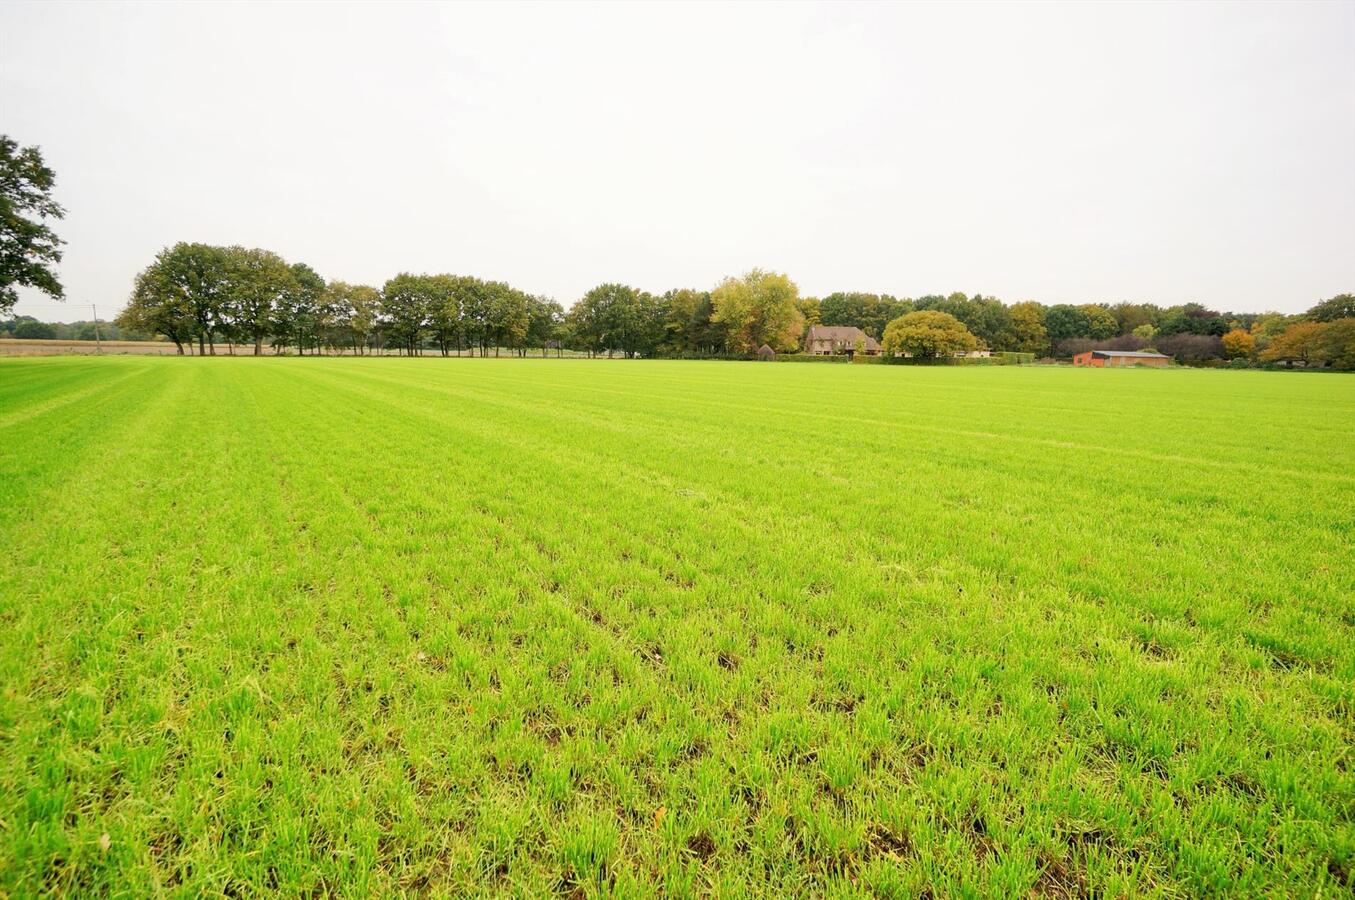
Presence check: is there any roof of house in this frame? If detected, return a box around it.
[805,326,881,349]
[1090,349,1169,358]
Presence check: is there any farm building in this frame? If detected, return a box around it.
[804,325,881,356]
[1073,349,1170,367]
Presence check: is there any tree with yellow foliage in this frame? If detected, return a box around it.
[1221,328,1255,359]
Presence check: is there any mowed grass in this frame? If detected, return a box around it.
[1,358,1352,898]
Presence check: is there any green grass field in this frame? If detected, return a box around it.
[1,357,1352,897]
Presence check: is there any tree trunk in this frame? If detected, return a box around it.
[254,335,263,356]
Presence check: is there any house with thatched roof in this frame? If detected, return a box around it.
[804,325,881,356]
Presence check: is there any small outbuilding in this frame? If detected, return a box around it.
[757,344,776,361]
[1073,349,1170,367]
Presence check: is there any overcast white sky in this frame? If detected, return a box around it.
[2,1,1353,321]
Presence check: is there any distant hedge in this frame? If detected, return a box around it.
[769,354,853,364]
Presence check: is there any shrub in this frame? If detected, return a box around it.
[770,353,851,364]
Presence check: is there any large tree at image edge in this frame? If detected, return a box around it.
[0,135,65,316]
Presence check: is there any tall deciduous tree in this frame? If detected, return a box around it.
[1221,328,1255,359]
[157,243,232,355]
[381,273,432,355]
[1260,321,1328,367]
[1321,318,1355,370]
[914,293,1014,349]
[275,262,327,355]
[116,243,231,354]
[426,274,465,356]
[459,277,494,355]
[0,135,65,316]
[1008,301,1049,355]
[819,292,909,339]
[1078,304,1119,340]
[1307,293,1355,322]
[487,282,531,356]
[525,295,564,356]
[225,246,294,355]
[710,269,803,354]
[329,281,381,354]
[1044,305,1089,344]
[794,296,822,333]
[571,283,658,357]
[1110,302,1158,334]
[661,288,717,355]
[117,255,196,354]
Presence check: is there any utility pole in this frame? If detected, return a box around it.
[91,303,103,355]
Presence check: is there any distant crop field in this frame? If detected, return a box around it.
[1,357,1352,897]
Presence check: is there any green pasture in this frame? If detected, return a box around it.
[1,357,1352,897]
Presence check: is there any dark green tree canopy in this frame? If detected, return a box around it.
[570,283,663,358]
[0,135,66,315]
[819,292,910,339]
[1307,293,1355,322]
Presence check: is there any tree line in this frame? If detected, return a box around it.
[805,291,1355,368]
[112,243,564,358]
[0,316,152,342]
[111,250,815,359]
[106,242,1354,369]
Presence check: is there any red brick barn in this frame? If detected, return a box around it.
[1073,349,1170,367]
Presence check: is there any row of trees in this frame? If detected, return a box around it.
[568,270,805,358]
[804,291,1355,359]
[375,274,561,357]
[54,234,1346,371]
[117,243,335,356]
[564,285,1353,365]
[799,291,1355,368]
[103,242,1355,369]
[114,252,816,359]
[114,243,567,357]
